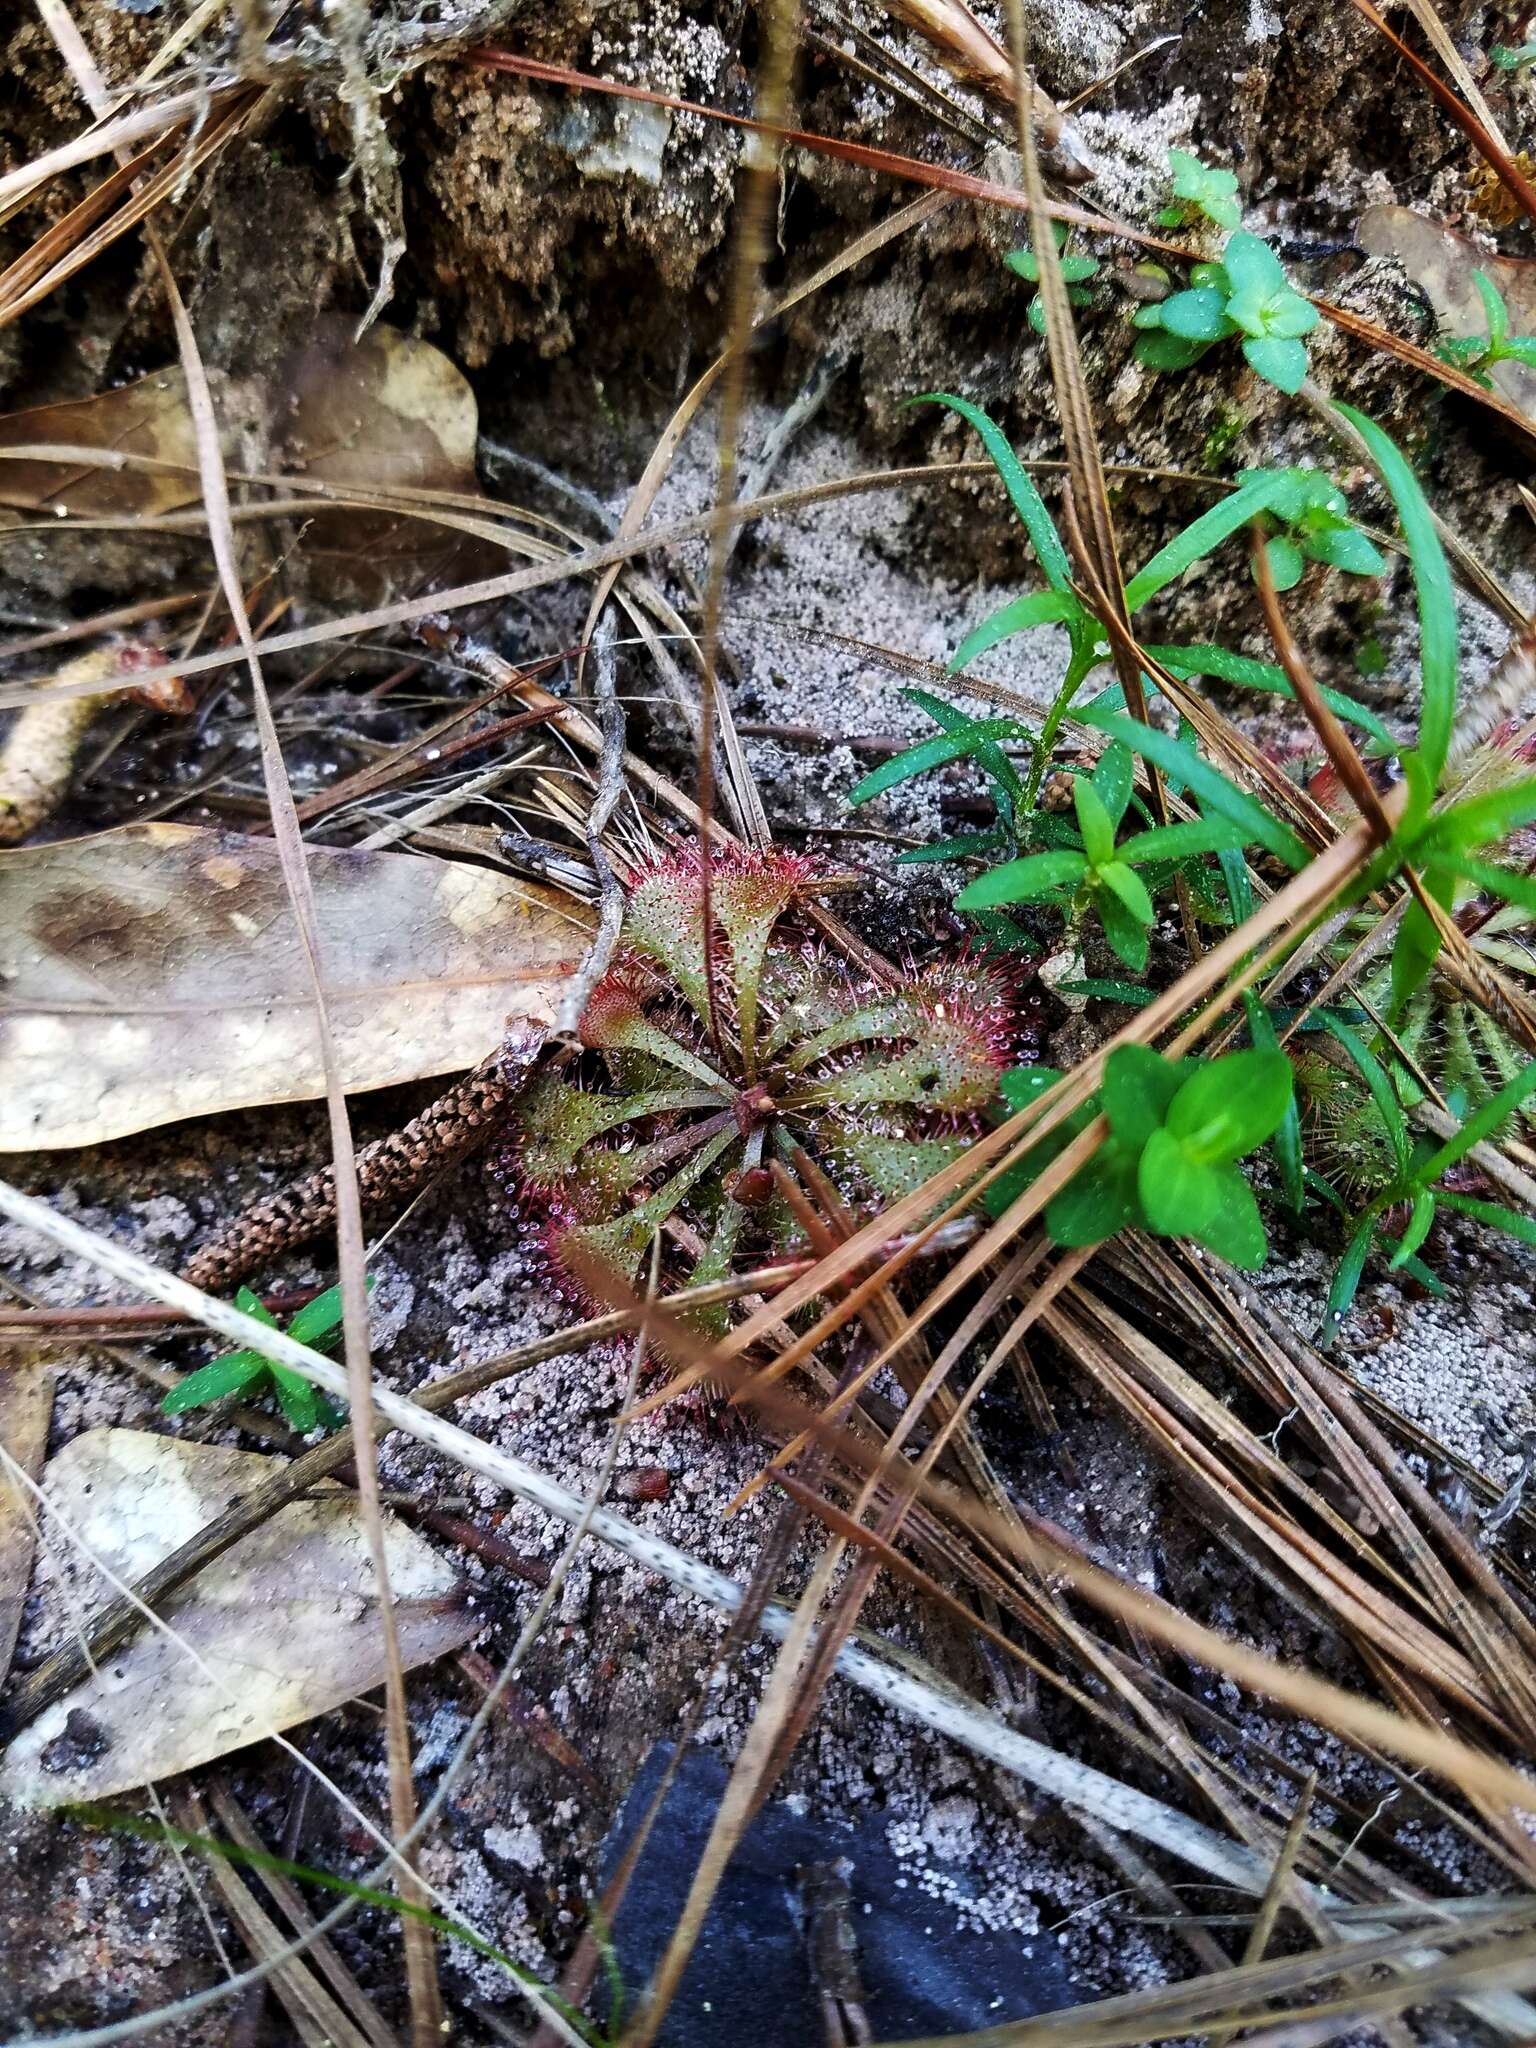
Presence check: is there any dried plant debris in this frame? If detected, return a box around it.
[0,317,496,604]
[0,1428,478,1809]
[0,823,586,1149]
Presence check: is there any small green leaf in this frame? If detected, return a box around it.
[955,849,1089,910]
[1102,1044,1187,1146]
[1138,1127,1224,1236]
[1097,887,1151,972]
[1160,287,1234,342]
[1222,230,1288,296]
[1074,776,1116,868]
[1045,1142,1143,1248]
[1096,859,1155,926]
[850,732,980,806]
[271,1366,321,1434]
[1415,1058,1536,1184]
[1092,743,1135,829]
[286,1281,352,1348]
[1421,775,1536,856]
[1124,472,1287,612]
[1166,1048,1294,1165]
[1264,535,1306,591]
[233,1285,278,1329]
[1303,526,1387,578]
[1135,329,1212,372]
[1000,1066,1064,1113]
[1442,853,1536,914]
[1150,643,1395,753]
[1056,978,1156,1005]
[1187,1164,1269,1268]
[1242,335,1309,393]
[162,1351,268,1415]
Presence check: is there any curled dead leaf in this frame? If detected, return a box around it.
[0,823,589,1150]
[0,1429,479,1807]
[0,319,497,605]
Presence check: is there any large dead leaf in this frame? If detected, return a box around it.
[0,823,587,1150]
[1358,203,1536,418]
[0,319,496,602]
[0,1428,478,1808]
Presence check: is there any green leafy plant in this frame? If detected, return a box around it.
[1240,466,1387,589]
[1006,223,1101,334]
[1133,231,1320,394]
[1157,147,1243,233]
[1435,269,1536,387]
[954,743,1246,972]
[1009,1045,1295,1268]
[162,1284,355,1433]
[1491,41,1536,70]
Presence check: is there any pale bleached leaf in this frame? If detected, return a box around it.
[0,823,588,1149]
[0,1428,479,1807]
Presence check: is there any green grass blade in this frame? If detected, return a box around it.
[913,394,1074,590]
[1334,403,1458,787]
[1318,1013,1410,1179]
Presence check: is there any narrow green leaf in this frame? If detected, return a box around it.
[1096,860,1155,924]
[1317,1013,1410,1179]
[1123,473,1284,612]
[286,1282,352,1348]
[1120,818,1247,865]
[233,1285,278,1328]
[950,590,1082,672]
[1245,994,1304,1211]
[1421,775,1536,856]
[1438,1189,1536,1248]
[914,394,1073,590]
[1334,403,1458,787]
[955,849,1088,910]
[1415,1059,1536,1184]
[1473,268,1509,348]
[1074,776,1116,868]
[1387,1190,1436,1269]
[1319,1216,1375,1348]
[1079,709,1310,870]
[1150,643,1394,753]
[849,732,979,806]
[1056,978,1156,1004]
[1093,742,1135,828]
[162,1351,268,1415]
[1097,886,1151,972]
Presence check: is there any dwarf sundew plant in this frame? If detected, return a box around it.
[508,848,1012,1320]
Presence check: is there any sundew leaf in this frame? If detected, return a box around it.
[1335,403,1458,788]
[1318,1012,1410,1179]
[1080,710,1310,870]
[913,394,1073,591]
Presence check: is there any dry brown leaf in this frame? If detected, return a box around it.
[0,1427,479,1808]
[0,822,587,1150]
[0,1359,53,1688]
[0,319,496,602]
[1358,203,1536,418]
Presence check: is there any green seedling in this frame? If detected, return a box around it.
[1007,223,1101,334]
[162,1283,358,1433]
[1239,465,1387,589]
[1157,148,1243,233]
[1133,231,1320,394]
[1491,42,1536,70]
[1435,269,1536,387]
[1004,1045,1295,1268]
[954,742,1247,971]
